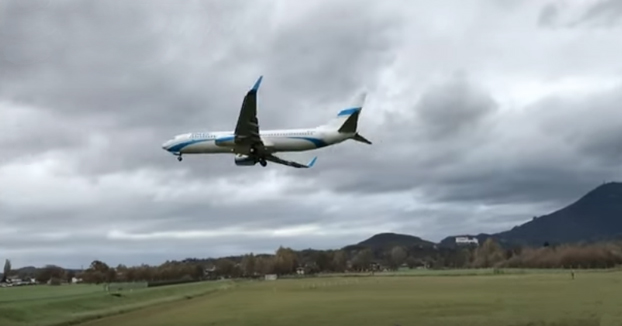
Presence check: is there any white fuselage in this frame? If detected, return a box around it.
[161,128,352,156]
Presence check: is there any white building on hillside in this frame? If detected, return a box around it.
[455,236,479,245]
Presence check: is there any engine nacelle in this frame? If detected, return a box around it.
[234,154,256,166]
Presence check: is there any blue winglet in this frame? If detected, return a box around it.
[307,156,318,168]
[251,75,263,92]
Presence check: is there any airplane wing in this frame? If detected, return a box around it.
[264,154,318,169]
[234,76,265,153]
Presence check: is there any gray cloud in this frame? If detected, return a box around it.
[414,72,498,140]
[538,3,559,27]
[1,0,622,268]
[575,0,622,28]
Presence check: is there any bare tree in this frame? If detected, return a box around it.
[390,246,407,270]
[241,253,256,277]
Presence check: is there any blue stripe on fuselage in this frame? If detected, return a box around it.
[167,139,209,152]
[288,137,328,148]
[214,135,235,145]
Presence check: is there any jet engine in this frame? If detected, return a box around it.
[234,154,257,166]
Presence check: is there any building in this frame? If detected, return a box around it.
[455,236,479,246]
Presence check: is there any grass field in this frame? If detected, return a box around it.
[76,270,622,326]
[0,280,234,326]
[2,270,621,326]
[317,267,618,278]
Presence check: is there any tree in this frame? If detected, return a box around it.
[66,270,76,283]
[274,247,298,275]
[241,254,256,277]
[255,256,275,275]
[332,250,347,272]
[90,260,110,273]
[390,246,407,270]
[352,248,373,271]
[314,251,333,272]
[472,238,504,268]
[406,256,419,269]
[215,259,236,277]
[1,259,10,283]
[36,265,65,284]
[81,260,116,284]
[192,264,205,279]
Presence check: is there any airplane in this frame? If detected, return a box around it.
[161,76,372,168]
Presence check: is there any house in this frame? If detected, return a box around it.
[7,276,21,283]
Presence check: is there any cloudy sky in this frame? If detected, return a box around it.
[1,0,622,268]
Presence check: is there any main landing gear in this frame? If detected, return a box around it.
[250,146,267,167]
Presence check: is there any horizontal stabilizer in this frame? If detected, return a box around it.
[352,133,372,145]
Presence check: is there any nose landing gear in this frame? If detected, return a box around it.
[259,159,267,167]
[176,154,183,162]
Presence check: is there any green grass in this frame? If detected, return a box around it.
[0,281,234,326]
[0,284,103,303]
[78,271,622,326]
[316,267,620,278]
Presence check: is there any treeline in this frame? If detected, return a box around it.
[470,239,622,269]
[7,240,622,284]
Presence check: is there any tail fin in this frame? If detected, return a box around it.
[317,92,371,145]
[319,92,367,132]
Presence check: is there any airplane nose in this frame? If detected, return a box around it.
[162,140,171,150]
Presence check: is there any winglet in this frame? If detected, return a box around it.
[251,75,263,92]
[307,156,318,168]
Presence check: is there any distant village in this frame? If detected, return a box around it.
[0,275,84,287]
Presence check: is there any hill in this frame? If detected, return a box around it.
[441,182,622,247]
[342,232,435,251]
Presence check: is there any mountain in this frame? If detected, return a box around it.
[343,232,435,251]
[442,182,622,247]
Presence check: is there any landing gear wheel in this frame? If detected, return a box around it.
[177,155,183,162]
[259,159,267,167]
